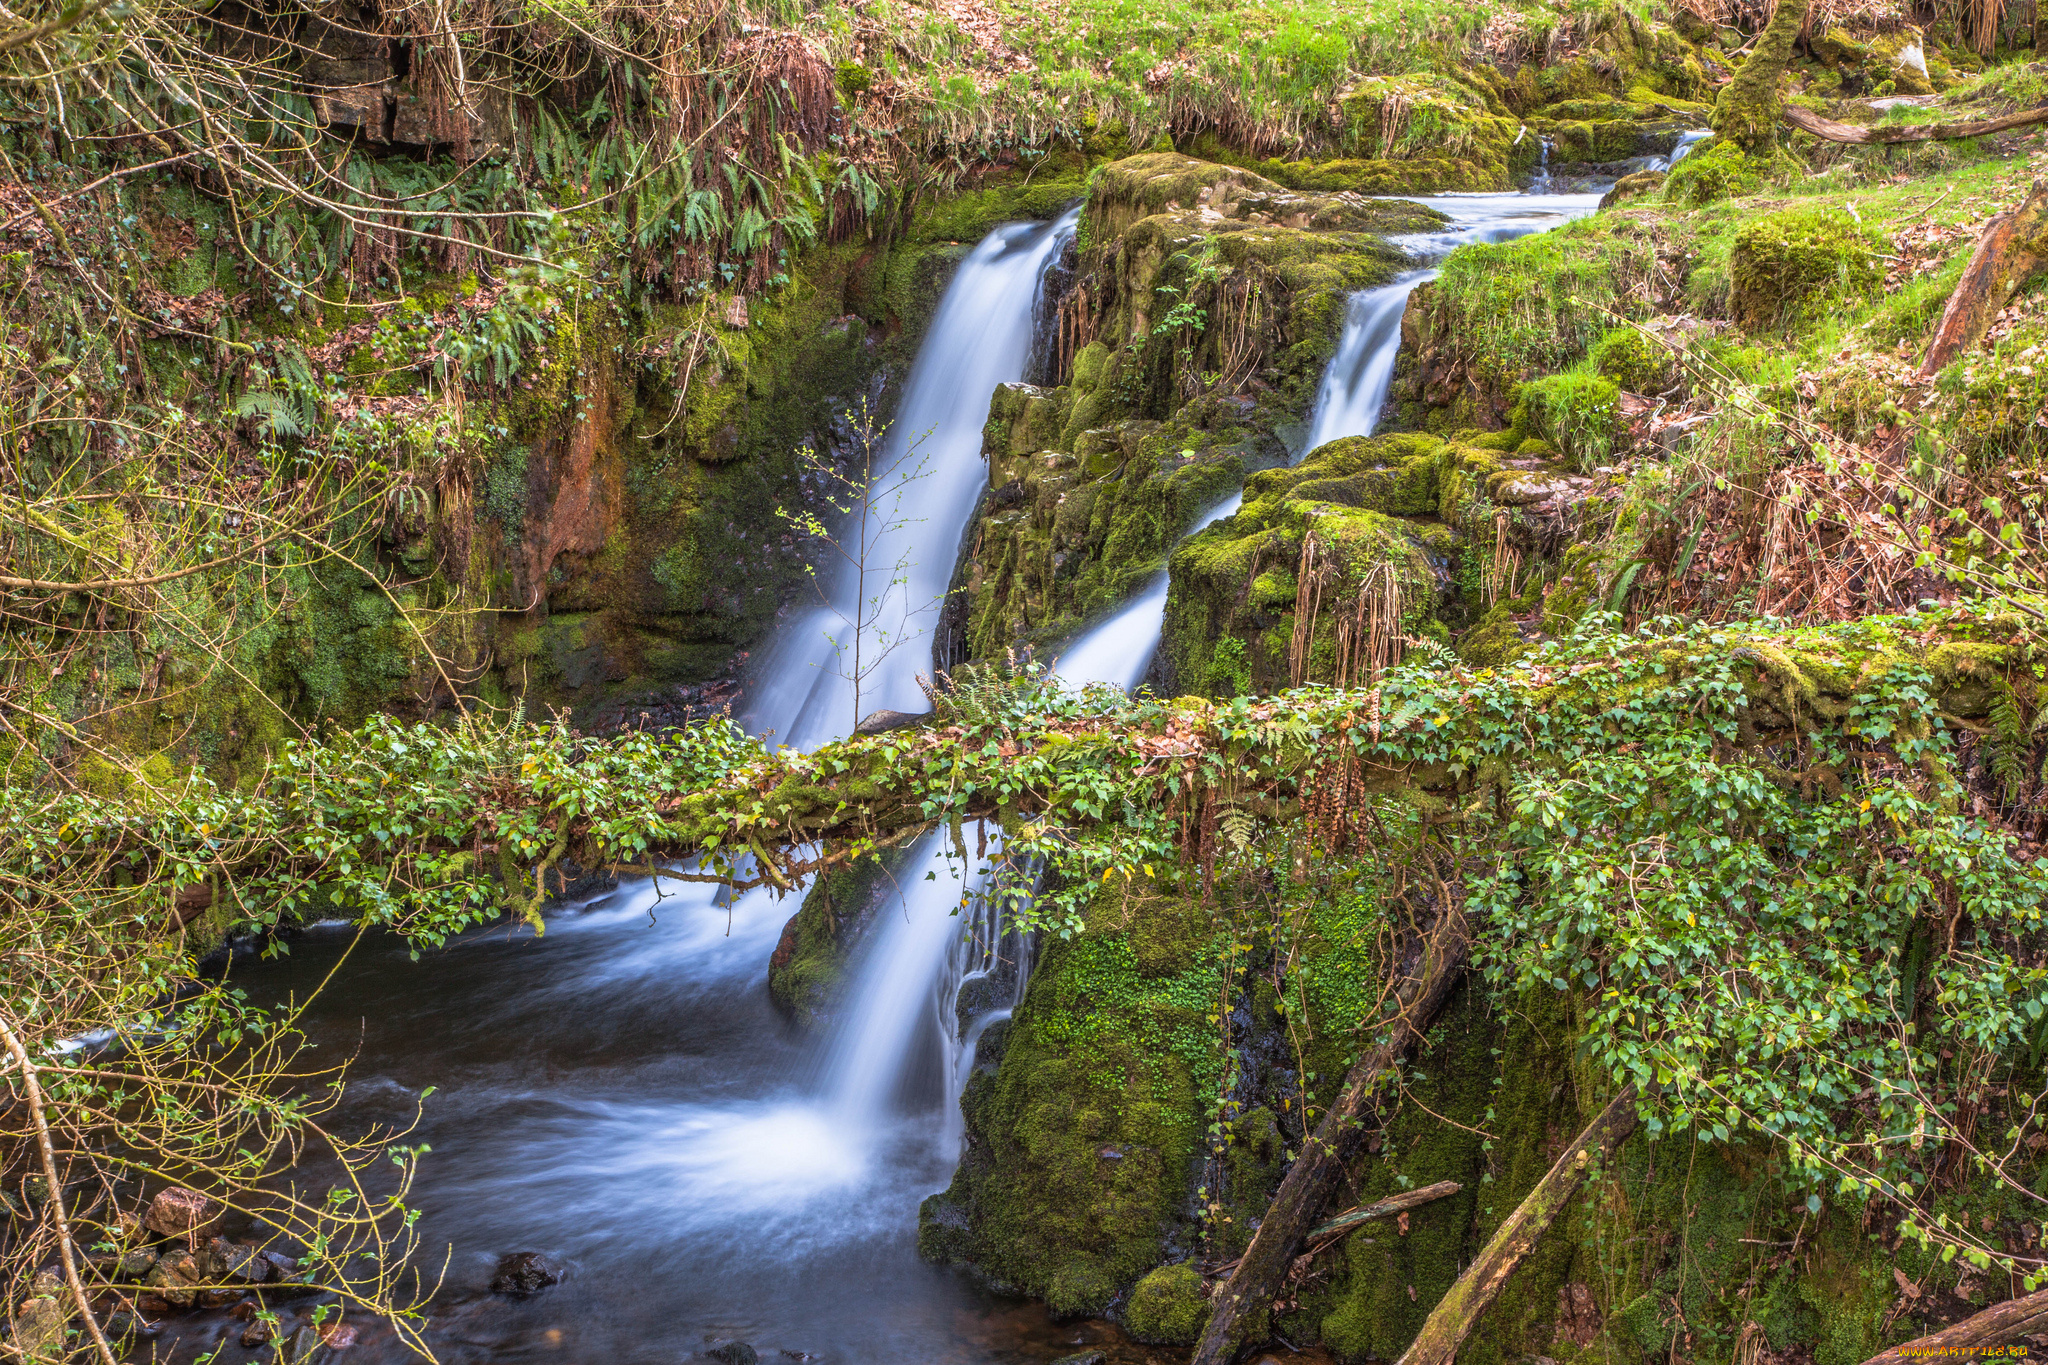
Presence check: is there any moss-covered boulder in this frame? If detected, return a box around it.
[1125,1262,1209,1344]
[1662,136,1757,207]
[918,877,1221,1305]
[1730,207,1883,332]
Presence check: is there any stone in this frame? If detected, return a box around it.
[240,1316,276,1349]
[145,1250,205,1307]
[201,1237,272,1283]
[15,1292,67,1362]
[489,1251,562,1296]
[852,708,929,735]
[705,1344,760,1365]
[117,1248,160,1278]
[142,1187,221,1244]
[1049,1354,1106,1365]
[284,1323,325,1364]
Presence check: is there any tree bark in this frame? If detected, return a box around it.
[1859,1287,2048,1365]
[1711,0,1813,152]
[1393,1086,1639,1365]
[1189,901,1470,1365]
[1305,1179,1463,1251]
[1918,179,2048,380]
[1784,103,2048,145]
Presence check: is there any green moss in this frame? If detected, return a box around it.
[1729,207,1884,333]
[1125,1262,1209,1344]
[1512,370,1621,470]
[1590,324,1673,394]
[1662,137,1756,206]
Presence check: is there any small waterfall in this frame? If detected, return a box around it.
[1300,278,1426,451]
[1530,136,1555,194]
[1053,190,1606,693]
[1664,129,1711,172]
[746,208,1081,752]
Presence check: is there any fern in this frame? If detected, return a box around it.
[1989,678,2032,803]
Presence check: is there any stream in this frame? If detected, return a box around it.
[192,189,1600,1365]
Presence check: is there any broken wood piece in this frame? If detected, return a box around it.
[1919,179,2048,380]
[1189,899,1470,1365]
[1784,102,2048,144]
[1393,1087,1640,1365]
[1857,1286,2048,1365]
[1304,1181,1462,1250]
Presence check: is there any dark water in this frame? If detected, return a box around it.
[171,880,1166,1364]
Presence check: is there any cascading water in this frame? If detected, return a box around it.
[1664,128,1712,171]
[1055,190,1604,690]
[746,210,1081,752]
[209,211,1091,1365]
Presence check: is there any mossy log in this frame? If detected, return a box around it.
[1784,104,2048,145]
[1303,1179,1462,1250]
[1188,901,1469,1365]
[1856,1287,2048,1365]
[1393,1087,1639,1365]
[1918,180,2048,380]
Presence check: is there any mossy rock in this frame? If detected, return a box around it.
[1511,371,1621,470]
[1125,1263,1208,1344]
[1662,138,1755,206]
[1590,325,1673,394]
[1730,207,1884,333]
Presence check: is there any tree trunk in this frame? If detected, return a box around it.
[1919,179,2048,380]
[1859,1287,2048,1365]
[1711,0,1814,153]
[1189,902,1470,1365]
[1784,103,2048,145]
[1394,1087,1639,1365]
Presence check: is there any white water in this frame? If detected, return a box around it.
[1664,129,1711,171]
[1054,190,1603,694]
[746,210,1081,752]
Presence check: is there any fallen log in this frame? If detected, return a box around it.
[1393,1087,1639,1365]
[1918,179,2048,380]
[1785,102,2048,144]
[1305,1180,1462,1251]
[1859,1286,2048,1365]
[1189,901,1470,1365]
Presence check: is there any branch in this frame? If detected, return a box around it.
[1857,1287,2048,1365]
[0,0,105,58]
[1394,1087,1639,1365]
[0,1013,121,1365]
[1784,102,2048,144]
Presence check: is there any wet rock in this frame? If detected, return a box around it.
[200,1237,271,1283]
[240,1316,276,1349]
[143,1187,222,1244]
[489,1251,561,1296]
[704,1344,760,1365]
[1049,1353,1106,1365]
[852,708,928,735]
[15,1283,66,1362]
[101,1309,161,1343]
[283,1323,325,1364]
[146,1250,205,1307]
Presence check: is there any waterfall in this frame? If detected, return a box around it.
[745,208,1082,753]
[1052,190,1605,693]
[1300,278,1425,451]
[790,212,1076,1143]
[1664,129,1711,172]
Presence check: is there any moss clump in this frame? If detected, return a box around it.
[1513,371,1621,469]
[920,877,1221,1303]
[1662,137,1755,206]
[1590,324,1673,394]
[1730,208,1883,333]
[1125,1262,1209,1344]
